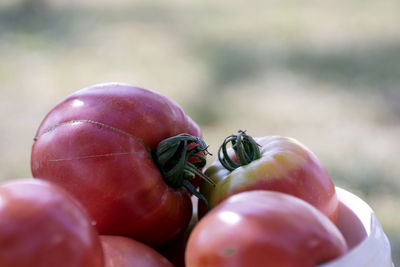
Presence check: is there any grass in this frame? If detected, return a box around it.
[1,0,399,264]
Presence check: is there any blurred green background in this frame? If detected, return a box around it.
[1,0,399,264]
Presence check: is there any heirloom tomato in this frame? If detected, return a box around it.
[31,83,212,247]
[186,190,347,267]
[101,235,173,267]
[0,179,104,267]
[199,130,339,223]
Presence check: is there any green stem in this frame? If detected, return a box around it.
[218,130,261,171]
[153,133,215,207]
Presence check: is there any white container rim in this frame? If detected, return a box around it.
[320,187,393,267]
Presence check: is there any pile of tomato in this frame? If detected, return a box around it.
[0,83,349,267]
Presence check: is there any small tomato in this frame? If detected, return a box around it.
[186,190,347,267]
[0,179,104,267]
[101,235,173,267]
[199,131,338,223]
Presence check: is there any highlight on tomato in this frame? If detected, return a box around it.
[186,190,348,267]
[199,130,339,223]
[101,235,174,267]
[0,179,104,267]
[31,82,214,248]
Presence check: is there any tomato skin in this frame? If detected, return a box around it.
[0,179,104,267]
[101,235,173,267]
[200,136,339,223]
[186,190,347,267]
[31,83,201,247]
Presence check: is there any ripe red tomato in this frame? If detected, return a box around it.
[101,235,173,267]
[31,83,211,248]
[199,131,339,223]
[0,179,104,267]
[186,190,347,267]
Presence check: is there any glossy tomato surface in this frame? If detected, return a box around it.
[200,135,339,223]
[187,190,347,267]
[0,179,104,267]
[31,83,201,247]
[101,235,173,267]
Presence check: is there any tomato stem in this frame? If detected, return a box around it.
[154,134,215,207]
[218,130,261,171]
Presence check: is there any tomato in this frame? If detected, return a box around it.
[186,190,348,267]
[31,83,212,248]
[101,235,173,267]
[199,130,339,223]
[0,179,104,267]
